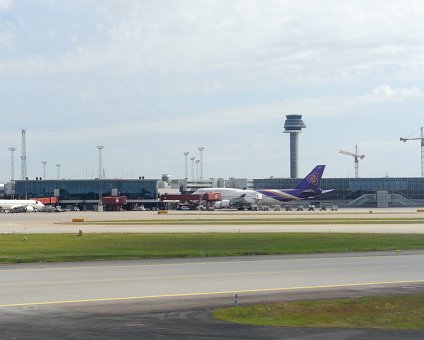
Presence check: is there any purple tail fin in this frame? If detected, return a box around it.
[295,165,326,191]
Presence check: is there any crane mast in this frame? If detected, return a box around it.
[339,145,365,178]
[400,127,424,177]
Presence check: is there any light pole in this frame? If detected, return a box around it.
[97,145,104,179]
[42,161,47,180]
[190,157,195,182]
[183,152,189,180]
[195,159,200,183]
[198,146,205,180]
[20,128,27,180]
[56,164,61,179]
[8,147,16,181]
[96,145,105,211]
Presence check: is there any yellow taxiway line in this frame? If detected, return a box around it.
[1,279,424,308]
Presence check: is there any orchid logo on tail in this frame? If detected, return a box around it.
[307,172,319,185]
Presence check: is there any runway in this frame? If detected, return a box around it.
[2,210,424,338]
[1,252,424,339]
[1,251,424,307]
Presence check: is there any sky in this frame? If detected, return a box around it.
[0,0,423,182]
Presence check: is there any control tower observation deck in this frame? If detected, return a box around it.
[284,114,306,178]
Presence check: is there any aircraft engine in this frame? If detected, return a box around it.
[25,206,34,212]
[214,200,230,209]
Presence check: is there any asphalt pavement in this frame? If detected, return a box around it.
[2,210,424,339]
[1,252,424,339]
[1,286,424,340]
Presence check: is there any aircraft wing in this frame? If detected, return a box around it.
[229,194,258,209]
[1,204,28,213]
[7,204,26,210]
[230,194,250,204]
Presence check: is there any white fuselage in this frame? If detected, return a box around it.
[194,188,301,207]
[193,165,328,208]
[0,199,45,212]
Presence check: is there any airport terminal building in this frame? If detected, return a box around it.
[8,179,160,210]
[254,177,424,207]
[4,176,424,209]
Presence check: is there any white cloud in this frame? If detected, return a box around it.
[0,32,12,47]
[366,85,424,100]
[0,0,13,11]
[15,85,419,147]
[1,1,424,179]
[1,0,424,86]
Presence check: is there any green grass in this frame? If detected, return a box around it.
[213,294,424,329]
[1,232,424,263]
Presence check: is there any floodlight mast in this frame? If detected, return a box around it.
[9,147,16,181]
[20,129,27,180]
[190,157,195,182]
[400,127,424,177]
[42,161,47,180]
[183,152,189,180]
[195,159,200,183]
[97,145,104,179]
[198,147,205,180]
[56,164,61,179]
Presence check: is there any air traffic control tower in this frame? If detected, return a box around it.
[284,114,306,178]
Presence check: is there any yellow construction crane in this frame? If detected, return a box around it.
[400,127,424,177]
[339,145,365,178]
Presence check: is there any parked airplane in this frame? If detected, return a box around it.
[0,199,45,212]
[194,165,332,210]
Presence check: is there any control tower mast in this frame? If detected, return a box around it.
[284,115,306,178]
